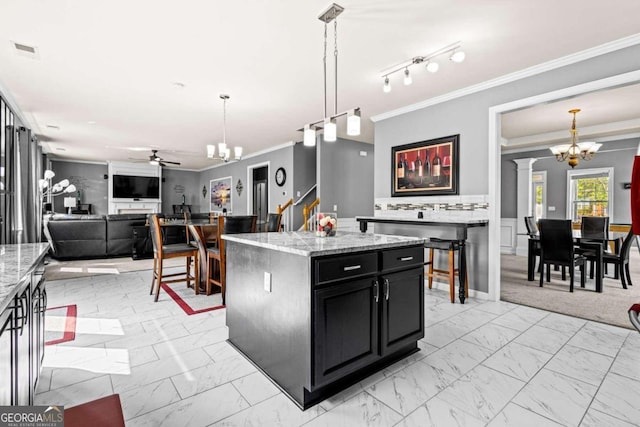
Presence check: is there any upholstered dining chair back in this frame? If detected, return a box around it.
[223,215,257,234]
[266,213,282,232]
[524,216,538,236]
[581,216,609,240]
[539,219,575,265]
[149,214,162,255]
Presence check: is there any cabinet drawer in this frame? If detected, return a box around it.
[315,252,378,284]
[381,246,423,272]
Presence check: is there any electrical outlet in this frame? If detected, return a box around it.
[548,206,556,211]
[264,272,272,292]
[333,204,338,211]
[297,191,301,197]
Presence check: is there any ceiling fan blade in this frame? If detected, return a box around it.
[162,160,181,165]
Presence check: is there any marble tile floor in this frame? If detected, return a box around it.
[35,268,640,426]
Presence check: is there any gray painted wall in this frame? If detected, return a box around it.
[317,137,375,217]
[198,145,294,216]
[161,168,202,213]
[374,44,640,200]
[501,138,639,222]
[51,160,108,214]
[293,142,317,230]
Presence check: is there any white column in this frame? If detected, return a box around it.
[513,158,537,256]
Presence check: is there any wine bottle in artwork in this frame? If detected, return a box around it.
[415,151,423,184]
[397,153,405,187]
[424,149,431,185]
[407,155,415,183]
[431,146,442,185]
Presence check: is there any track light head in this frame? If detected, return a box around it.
[449,50,465,63]
[426,61,439,73]
[383,76,391,93]
[403,68,412,86]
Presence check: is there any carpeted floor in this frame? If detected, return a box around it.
[44,256,184,281]
[501,250,640,330]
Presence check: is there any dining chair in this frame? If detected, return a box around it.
[206,215,257,303]
[579,216,610,277]
[524,216,541,272]
[538,219,586,292]
[602,229,635,289]
[149,214,199,302]
[266,213,282,232]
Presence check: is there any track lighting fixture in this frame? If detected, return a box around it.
[299,3,361,146]
[381,41,465,92]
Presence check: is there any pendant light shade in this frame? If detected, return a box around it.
[324,117,337,142]
[304,125,316,146]
[347,109,361,136]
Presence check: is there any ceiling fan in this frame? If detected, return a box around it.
[129,150,181,167]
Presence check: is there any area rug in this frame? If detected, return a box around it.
[160,282,225,315]
[501,251,640,330]
[44,257,183,281]
[45,304,77,345]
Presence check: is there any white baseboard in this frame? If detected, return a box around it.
[425,278,490,301]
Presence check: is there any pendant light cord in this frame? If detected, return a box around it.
[323,22,328,119]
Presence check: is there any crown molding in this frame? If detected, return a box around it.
[371,33,640,123]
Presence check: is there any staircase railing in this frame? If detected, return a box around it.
[277,198,294,231]
[303,198,320,232]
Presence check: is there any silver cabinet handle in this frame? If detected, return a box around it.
[343,265,361,271]
[399,256,414,261]
[373,280,379,303]
[384,278,390,301]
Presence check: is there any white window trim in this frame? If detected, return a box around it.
[532,170,546,221]
[565,167,614,220]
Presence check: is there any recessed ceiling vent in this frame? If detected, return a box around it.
[11,41,39,59]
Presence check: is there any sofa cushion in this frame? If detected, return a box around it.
[45,217,107,259]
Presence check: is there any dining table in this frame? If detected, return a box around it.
[159,218,218,292]
[526,230,608,293]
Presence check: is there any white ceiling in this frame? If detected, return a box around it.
[1,1,640,169]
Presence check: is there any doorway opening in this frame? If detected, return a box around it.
[247,162,270,226]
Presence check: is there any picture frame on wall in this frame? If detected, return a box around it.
[391,134,459,197]
[210,176,233,213]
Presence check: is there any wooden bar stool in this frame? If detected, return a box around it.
[424,238,469,303]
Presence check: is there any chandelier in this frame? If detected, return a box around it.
[207,94,243,162]
[300,3,361,147]
[550,109,601,168]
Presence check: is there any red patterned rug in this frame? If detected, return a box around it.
[45,304,77,345]
[161,283,225,315]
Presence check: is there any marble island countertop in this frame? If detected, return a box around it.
[0,243,50,313]
[222,231,425,257]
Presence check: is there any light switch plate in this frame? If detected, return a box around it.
[264,272,272,292]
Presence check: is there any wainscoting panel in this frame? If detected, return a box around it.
[500,218,517,254]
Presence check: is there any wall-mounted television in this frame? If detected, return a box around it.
[112,174,160,199]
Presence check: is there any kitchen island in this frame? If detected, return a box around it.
[222,231,425,409]
[0,243,49,405]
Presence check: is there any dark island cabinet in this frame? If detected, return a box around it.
[0,262,47,405]
[311,246,424,390]
[380,267,424,356]
[313,276,380,388]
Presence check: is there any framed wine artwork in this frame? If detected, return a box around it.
[391,134,459,197]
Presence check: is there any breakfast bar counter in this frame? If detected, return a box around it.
[222,231,426,409]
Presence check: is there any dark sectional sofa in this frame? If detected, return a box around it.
[43,213,187,260]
